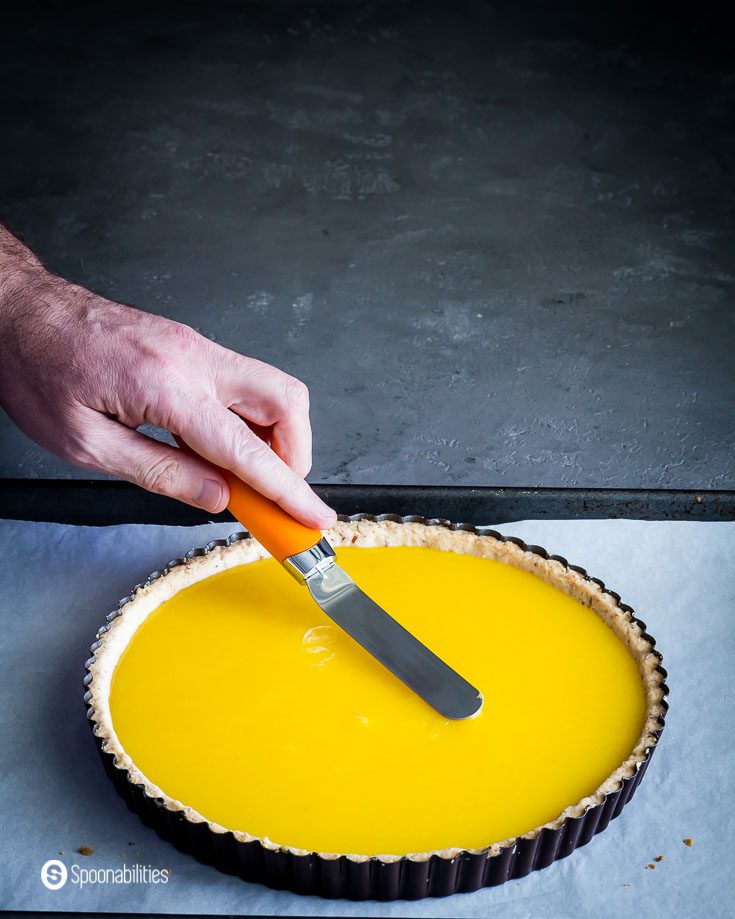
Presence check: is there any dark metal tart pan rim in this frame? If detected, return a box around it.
[83,513,669,901]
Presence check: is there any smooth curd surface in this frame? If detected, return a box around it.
[109,545,647,855]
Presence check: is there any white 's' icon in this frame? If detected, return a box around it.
[41,859,67,890]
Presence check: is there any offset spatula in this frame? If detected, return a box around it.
[176,433,482,719]
[219,468,483,720]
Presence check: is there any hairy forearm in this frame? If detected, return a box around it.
[0,225,47,312]
[0,225,100,348]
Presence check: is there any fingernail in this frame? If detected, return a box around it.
[194,479,224,512]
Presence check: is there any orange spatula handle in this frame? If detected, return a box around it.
[173,435,322,563]
[221,468,323,563]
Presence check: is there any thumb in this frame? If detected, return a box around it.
[80,415,229,513]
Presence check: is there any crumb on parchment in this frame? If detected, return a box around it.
[77,846,95,856]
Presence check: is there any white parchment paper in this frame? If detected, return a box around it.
[0,518,732,917]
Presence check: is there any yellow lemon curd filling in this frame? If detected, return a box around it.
[109,545,646,856]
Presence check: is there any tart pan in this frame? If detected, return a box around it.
[83,514,669,901]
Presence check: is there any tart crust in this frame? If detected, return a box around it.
[84,517,668,868]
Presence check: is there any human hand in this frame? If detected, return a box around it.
[0,260,337,529]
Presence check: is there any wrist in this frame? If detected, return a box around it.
[0,224,52,321]
[0,258,48,322]
[1,259,44,293]
[0,265,68,392]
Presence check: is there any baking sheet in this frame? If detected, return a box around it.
[0,518,732,917]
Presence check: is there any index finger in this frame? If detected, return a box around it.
[177,400,335,529]
[216,352,313,477]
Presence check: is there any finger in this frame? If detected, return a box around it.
[237,408,312,478]
[246,420,313,482]
[216,351,313,477]
[177,401,336,528]
[75,413,229,513]
[270,409,312,478]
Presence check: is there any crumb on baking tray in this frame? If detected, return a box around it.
[645,863,656,870]
[683,838,694,847]
[77,845,95,856]
[655,855,664,862]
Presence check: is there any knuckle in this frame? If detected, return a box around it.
[231,430,267,470]
[170,320,200,347]
[283,377,310,411]
[138,455,181,496]
[229,428,295,500]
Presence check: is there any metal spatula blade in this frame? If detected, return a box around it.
[305,560,483,720]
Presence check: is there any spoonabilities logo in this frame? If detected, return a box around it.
[41,859,68,890]
[39,857,169,891]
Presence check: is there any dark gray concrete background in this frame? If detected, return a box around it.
[1,1,733,487]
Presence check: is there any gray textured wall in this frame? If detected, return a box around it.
[1,2,733,487]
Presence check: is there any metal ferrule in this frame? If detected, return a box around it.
[282,536,336,584]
